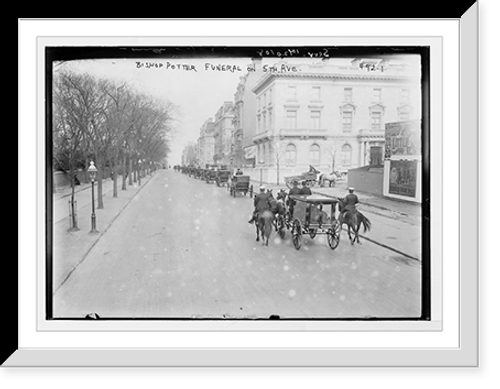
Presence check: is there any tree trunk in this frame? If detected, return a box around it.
[96,155,104,209]
[276,161,280,186]
[133,156,137,183]
[122,152,127,190]
[83,154,90,184]
[113,154,118,198]
[128,154,133,186]
[68,165,79,231]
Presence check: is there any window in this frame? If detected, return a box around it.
[311,86,321,101]
[342,111,353,132]
[268,109,273,130]
[373,88,382,102]
[262,111,267,131]
[310,144,320,165]
[310,110,321,129]
[286,110,297,129]
[371,112,382,130]
[399,111,410,121]
[287,85,297,100]
[401,88,410,103]
[344,87,352,102]
[286,144,297,166]
[341,144,352,167]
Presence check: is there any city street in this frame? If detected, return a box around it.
[53,169,422,319]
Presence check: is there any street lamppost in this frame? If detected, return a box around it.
[88,161,99,234]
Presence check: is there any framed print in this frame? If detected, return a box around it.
[6,9,478,366]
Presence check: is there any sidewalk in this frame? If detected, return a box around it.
[251,179,422,261]
[52,174,155,294]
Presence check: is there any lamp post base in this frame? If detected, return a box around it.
[89,214,99,234]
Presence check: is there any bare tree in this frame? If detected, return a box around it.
[53,68,176,220]
[53,71,86,230]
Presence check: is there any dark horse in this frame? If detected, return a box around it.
[269,189,288,238]
[255,210,275,246]
[338,199,372,245]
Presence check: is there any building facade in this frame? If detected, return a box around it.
[197,118,215,168]
[250,58,421,184]
[213,102,235,167]
[181,142,197,167]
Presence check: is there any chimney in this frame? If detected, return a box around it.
[251,57,263,72]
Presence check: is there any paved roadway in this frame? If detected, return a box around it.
[53,170,422,319]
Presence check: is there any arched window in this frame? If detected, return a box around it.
[341,144,352,167]
[286,143,297,166]
[310,144,320,165]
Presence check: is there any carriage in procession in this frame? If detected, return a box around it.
[268,190,341,251]
[284,165,322,189]
[215,169,232,187]
[229,175,254,197]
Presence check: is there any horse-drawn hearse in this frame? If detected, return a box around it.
[276,193,341,251]
[228,175,253,197]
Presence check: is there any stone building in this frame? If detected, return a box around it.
[213,102,235,167]
[181,142,197,167]
[249,57,421,185]
[231,59,265,170]
[196,118,215,168]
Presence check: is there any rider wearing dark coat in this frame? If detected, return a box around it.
[342,188,359,211]
[287,180,302,218]
[339,188,359,223]
[248,186,272,224]
[298,181,312,195]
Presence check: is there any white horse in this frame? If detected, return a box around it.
[319,171,338,187]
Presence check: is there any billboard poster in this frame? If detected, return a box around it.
[389,160,418,197]
[385,120,421,159]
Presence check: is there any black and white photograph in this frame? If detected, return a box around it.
[12,8,495,386]
[47,45,428,321]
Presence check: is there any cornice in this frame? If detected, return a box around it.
[252,72,419,94]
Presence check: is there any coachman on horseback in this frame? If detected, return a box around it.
[338,187,371,245]
[248,186,272,224]
[339,187,359,224]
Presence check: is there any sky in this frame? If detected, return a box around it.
[56,57,257,165]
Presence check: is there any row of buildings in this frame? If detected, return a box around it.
[182,57,422,202]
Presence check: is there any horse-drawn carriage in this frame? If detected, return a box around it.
[204,169,217,184]
[228,175,253,197]
[284,165,321,189]
[215,170,232,187]
[275,193,341,251]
